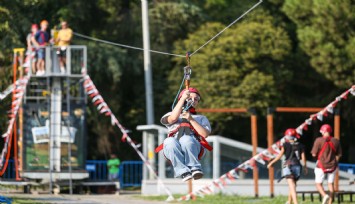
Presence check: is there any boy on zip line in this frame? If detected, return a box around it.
[156,87,212,182]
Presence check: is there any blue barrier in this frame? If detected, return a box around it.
[119,161,143,188]
[1,159,143,188]
[339,163,355,174]
[86,160,108,181]
[86,160,143,188]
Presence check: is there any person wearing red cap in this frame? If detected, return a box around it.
[32,20,50,76]
[267,128,307,204]
[159,87,211,182]
[24,24,38,73]
[311,124,342,204]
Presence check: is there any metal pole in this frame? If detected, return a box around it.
[12,50,19,180]
[48,78,53,194]
[66,77,73,194]
[141,0,154,125]
[142,131,148,181]
[158,130,165,179]
[212,138,220,180]
[267,108,274,198]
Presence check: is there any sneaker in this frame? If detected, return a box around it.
[322,194,330,204]
[60,67,65,74]
[192,169,204,180]
[181,172,192,182]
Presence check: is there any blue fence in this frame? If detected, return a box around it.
[339,163,355,174]
[85,160,143,188]
[119,161,143,187]
[85,160,108,181]
[1,160,143,188]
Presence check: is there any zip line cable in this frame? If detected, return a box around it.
[73,32,185,58]
[73,0,262,59]
[189,0,263,57]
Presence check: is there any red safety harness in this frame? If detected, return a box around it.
[155,121,213,160]
[317,136,337,173]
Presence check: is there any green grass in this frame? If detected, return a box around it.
[5,197,47,204]
[140,194,355,204]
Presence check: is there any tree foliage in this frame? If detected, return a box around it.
[170,14,291,126]
[283,0,355,88]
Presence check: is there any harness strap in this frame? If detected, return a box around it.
[177,120,192,139]
[284,142,299,166]
[154,121,213,155]
[317,137,337,173]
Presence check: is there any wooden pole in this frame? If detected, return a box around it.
[250,108,259,198]
[334,108,340,192]
[267,108,274,197]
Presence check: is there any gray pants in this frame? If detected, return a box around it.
[163,134,205,177]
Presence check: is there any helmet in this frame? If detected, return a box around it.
[178,87,200,100]
[284,128,300,139]
[320,124,332,134]
[40,20,49,26]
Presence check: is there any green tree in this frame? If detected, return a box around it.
[283,0,355,88]
[170,13,292,129]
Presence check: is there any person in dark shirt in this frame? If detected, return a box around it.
[311,124,342,204]
[268,128,307,204]
[32,20,50,76]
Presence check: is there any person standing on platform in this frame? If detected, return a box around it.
[24,24,38,73]
[32,20,50,76]
[55,21,73,74]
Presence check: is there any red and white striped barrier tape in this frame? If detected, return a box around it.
[0,79,27,101]
[0,76,30,170]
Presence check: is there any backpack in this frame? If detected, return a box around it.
[284,142,301,166]
[317,137,337,173]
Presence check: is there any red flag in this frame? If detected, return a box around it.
[121,133,128,142]
[226,172,236,181]
[219,177,227,186]
[94,99,104,106]
[332,101,338,108]
[341,90,350,99]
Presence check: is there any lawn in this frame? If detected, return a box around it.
[1,197,45,204]
[140,194,354,204]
